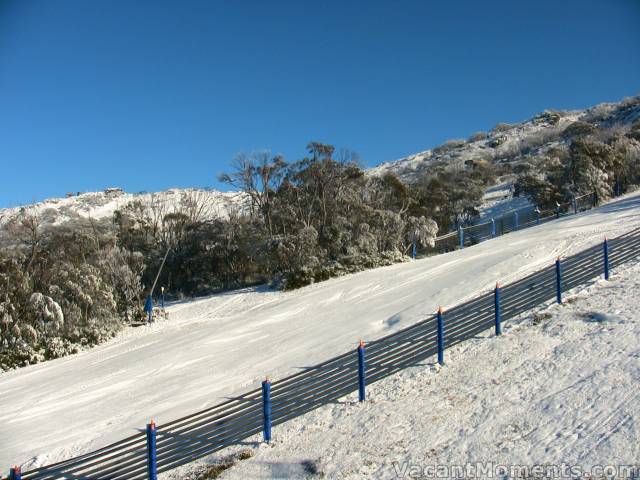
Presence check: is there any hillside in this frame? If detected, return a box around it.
[370,96,640,183]
[1,191,639,470]
[0,188,245,232]
[2,97,639,228]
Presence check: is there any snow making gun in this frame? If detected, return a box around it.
[144,247,170,323]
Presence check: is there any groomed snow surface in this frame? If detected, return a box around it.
[209,256,640,480]
[1,192,640,475]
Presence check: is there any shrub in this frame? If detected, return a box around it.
[628,120,640,141]
[533,111,561,126]
[561,121,596,140]
[0,343,44,370]
[487,135,508,148]
[513,162,533,175]
[432,139,467,155]
[582,103,615,123]
[492,122,512,133]
[468,131,488,142]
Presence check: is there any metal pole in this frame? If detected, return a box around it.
[494,282,501,336]
[555,257,562,304]
[604,238,610,280]
[262,378,272,442]
[357,340,366,402]
[437,307,444,365]
[150,247,170,296]
[146,420,157,480]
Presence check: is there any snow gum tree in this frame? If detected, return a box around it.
[215,142,443,288]
[0,218,145,369]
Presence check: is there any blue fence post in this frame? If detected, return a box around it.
[494,282,501,336]
[437,307,444,365]
[144,295,153,323]
[146,420,157,480]
[535,209,540,225]
[514,211,519,230]
[262,378,272,443]
[458,226,464,249]
[412,240,417,259]
[555,257,562,304]
[357,340,366,402]
[9,466,21,480]
[604,237,610,280]
[573,198,578,214]
[160,286,165,310]
[491,218,496,238]
[556,205,560,219]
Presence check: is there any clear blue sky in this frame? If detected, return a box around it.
[1,0,639,207]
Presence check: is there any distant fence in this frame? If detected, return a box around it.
[429,192,596,252]
[6,216,640,480]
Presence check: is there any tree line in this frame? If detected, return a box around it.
[2,106,639,369]
[516,119,640,209]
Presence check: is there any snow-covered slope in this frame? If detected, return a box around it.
[213,259,640,480]
[370,97,640,182]
[367,110,581,181]
[1,192,640,470]
[0,188,245,230]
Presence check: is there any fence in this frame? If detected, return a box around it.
[429,192,596,253]
[6,225,640,480]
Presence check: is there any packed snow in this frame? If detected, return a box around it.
[1,192,640,472]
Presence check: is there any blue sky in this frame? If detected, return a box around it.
[1,0,639,207]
